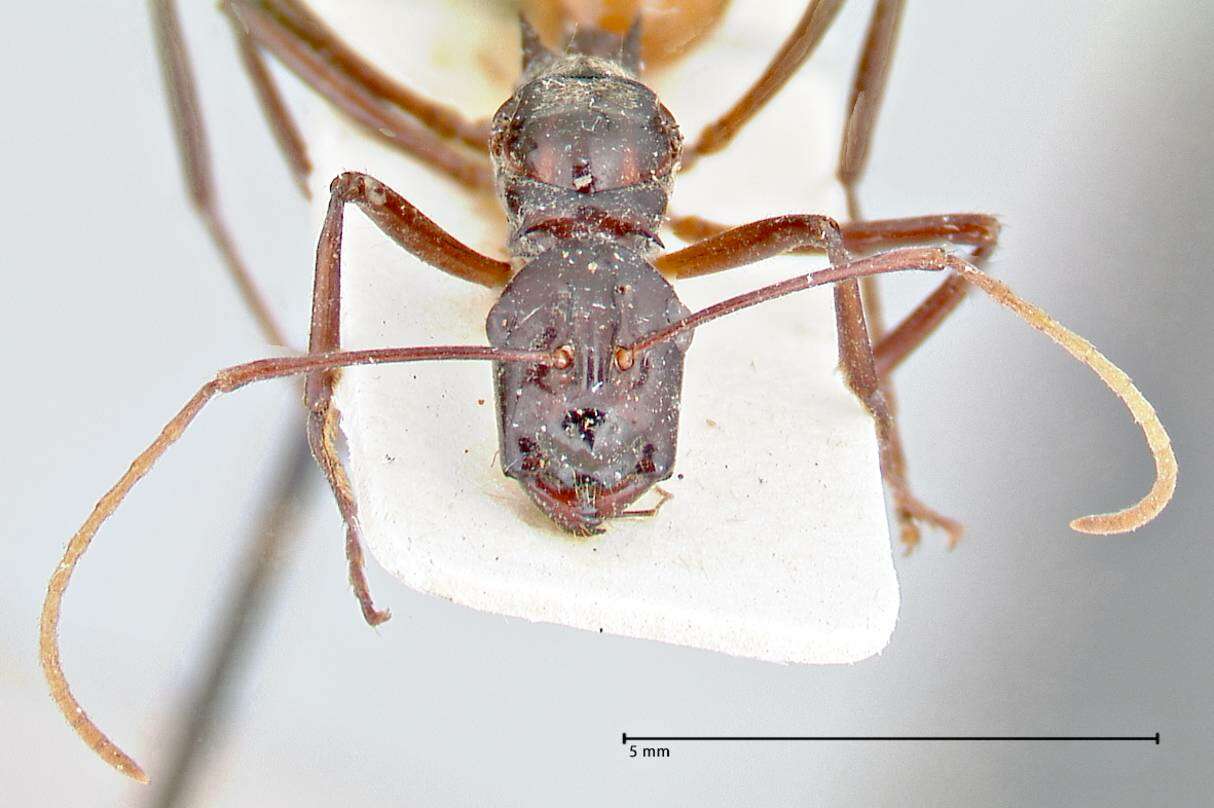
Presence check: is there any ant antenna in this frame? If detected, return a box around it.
[632,249,1176,535]
[40,344,557,783]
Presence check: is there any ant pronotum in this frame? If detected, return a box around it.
[40,0,1176,784]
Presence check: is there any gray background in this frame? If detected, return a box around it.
[2,1,1210,806]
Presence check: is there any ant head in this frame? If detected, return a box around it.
[487,244,691,534]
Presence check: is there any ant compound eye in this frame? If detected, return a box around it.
[552,345,574,369]
[614,347,635,371]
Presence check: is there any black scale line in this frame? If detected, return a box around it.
[622,732,1160,744]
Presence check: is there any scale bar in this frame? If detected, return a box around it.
[623,732,1159,745]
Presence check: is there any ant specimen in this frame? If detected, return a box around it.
[41,0,1176,784]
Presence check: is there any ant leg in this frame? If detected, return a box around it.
[151,0,497,341]
[835,2,955,552]
[306,171,510,625]
[659,209,962,550]
[656,214,849,278]
[841,218,1001,377]
[668,212,998,265]
[833,273,962,552]
[677,3,953,551]
[226,0,493,190]
[149,0,288,345]
[668,212,1002,378]
[243,0,490,149]
[871,264,992,378]
[222,4,312,197]
[837,0,904,220]
[681,0,847,168]
[657,219,949,547]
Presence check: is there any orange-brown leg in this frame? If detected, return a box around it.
[669,212,998,263]
[150,0,496,349]
[226,0,493,189]
[149,0,289,344]
[666,214,999,377]
[657,213,850,277]
[681,0,847,169]
[835,1,964,552]
[670,0,958,551]
[654,216,961,551]
[222,3,313,198]
[306,172,509,624]
[241,0,490,149]
[668,207,998,552]
[668,214,1000,377]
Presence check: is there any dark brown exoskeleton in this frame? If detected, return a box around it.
[487,27,692,533]
[41,0,1175,784]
